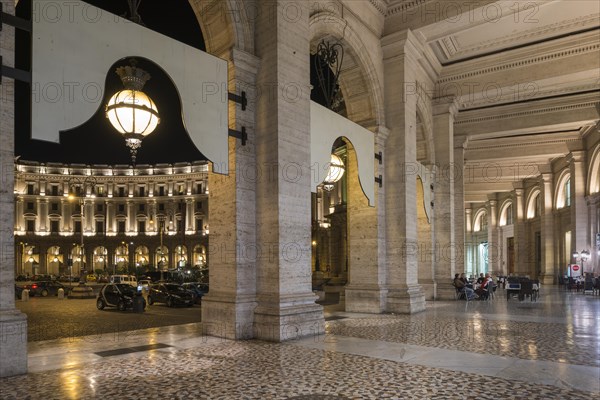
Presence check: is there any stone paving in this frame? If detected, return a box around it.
[1,287,598,399]
[0,341,595,400]
[325,315,600,367]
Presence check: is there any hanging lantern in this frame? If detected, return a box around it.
[322,154,345,191]
[106,59,159,163]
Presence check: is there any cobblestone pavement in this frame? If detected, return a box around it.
[16,296,202,342]
[0,341,595,400]
[1,287,598,399]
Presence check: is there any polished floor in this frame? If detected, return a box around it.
[1,286,598,399]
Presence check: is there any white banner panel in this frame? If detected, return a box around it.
[31,0,229,174]
[310,101,375,206]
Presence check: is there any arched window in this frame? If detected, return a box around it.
[473,210,487,232]
[555,171,571,209]
[499,202,513,226]
[588,145,600,195]
[526,189,541,219]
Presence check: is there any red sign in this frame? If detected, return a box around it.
[572,265,580,271]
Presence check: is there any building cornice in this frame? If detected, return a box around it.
[456,92,600,126]
[439,31,600,84]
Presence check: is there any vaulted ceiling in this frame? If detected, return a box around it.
[380,0,600,203]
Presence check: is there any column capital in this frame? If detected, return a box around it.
[465,208,472,216]
[375,125,391,145]
[567,150,586,164]
[432,96,459,117]
[454,135,468,150]
[381,29,422,61]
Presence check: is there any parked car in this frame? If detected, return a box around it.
[86,274,97,282]
[137,279,152,291]
[15,275,28,282]
[110,275,137,287]
[31,274,54,282]
[181,282,208,304]
[147,283,194,307]
[24,281,67,297]
[96,284,144,311]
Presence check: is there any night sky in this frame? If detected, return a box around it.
[15,0,208,165]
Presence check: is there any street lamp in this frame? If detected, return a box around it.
[105,59,159,164]
[68,176,97,283]
[573,250,591,276]
[322,153,345,191]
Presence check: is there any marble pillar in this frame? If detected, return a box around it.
[202,48,260,340]
[382,30,425,313]
[0,0,28,377]
[253,1,324,341]
[432,98,458,299]
[345,128,389,313]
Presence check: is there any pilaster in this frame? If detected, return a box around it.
[512,184,526,276]
[252,1,324,340]
[432,97,458,299]
[540,167,555,284]
[454,136,467,275]
[487,196,499,274]
[382,29,425,313]
[345,126,389,313]
[0,0,28,377]
[202,47,260,340]
[568,149,590,273]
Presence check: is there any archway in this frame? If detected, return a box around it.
[46,246,61,276]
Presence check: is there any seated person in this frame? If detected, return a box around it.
[476,273,485,284]
[475,273,495,299]
[454,273,476,300]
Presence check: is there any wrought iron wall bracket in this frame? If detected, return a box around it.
[375,152,382,165]
[375,175,383,188]
[228,91,247,111]
[1,4,33,85]
[228,127,247,146]
[1,3,32,32]
[0,56,31,83]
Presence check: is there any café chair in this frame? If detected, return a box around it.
[519,280,536,302]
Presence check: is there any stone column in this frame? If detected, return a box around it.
[126,200,135,234]
[487,197,499,274]
[106,201,114,234]
[454,136,467,275]
[201,48,260,340]
[382,30,425,313]
[15,197,24,231]
[37,198,48,233]
[252,1,324,340]
[512,184,526,276]
[432,98,458,299]
[464,207,473,275]
[568,150,590,274]
[345,127,389,313]
[185,198,194,233]
[0,0,28,377]
[540,167,555,284]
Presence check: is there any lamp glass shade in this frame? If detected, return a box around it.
[324,154,345,184]
[106,89,159,136]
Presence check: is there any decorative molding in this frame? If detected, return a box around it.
[442,14,600,60]
[386,0,428,17]
[369,0,388,16]
[456,101,600,125]
[466,138,580,151]
[438,42,600,84]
